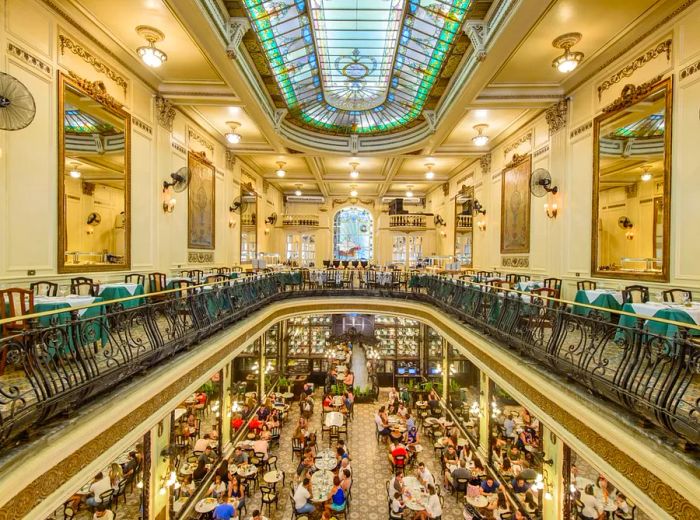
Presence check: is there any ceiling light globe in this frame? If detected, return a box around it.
[295,189,302,196]
[641,172,652,182]
[138,46,167,68]
[425,171,435,180]
[350,189,358,197]
[276,169,286,178]
[225,132,241,144]
[472,134,489,147]
[405,190,413,198]
[350,170,359,179]
[553,51,583,73]
[69,169,81,179]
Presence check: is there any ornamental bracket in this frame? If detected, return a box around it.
[423,110,437,133]
[273,109,287,132]
[227,17,250,60]
[463,21,488,61]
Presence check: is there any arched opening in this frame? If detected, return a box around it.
[333,207,373,261]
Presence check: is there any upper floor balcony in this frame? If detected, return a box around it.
[388,213,430,231]
[456,214,473,231]
[281,214,320,227]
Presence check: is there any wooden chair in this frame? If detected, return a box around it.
[504,274,518,284]
[70,277,97,296]
[204,274,227,286]
[341,269,353,288]
[231,266,243,273]
[360,260,369,269]
[543,278,562,292]
[362,269,377,289]
[514,274,531,283]
[260,484,279,514]
[291,437,304,460]
[29,281,58,296]
[391,270,403,290]
[530,287,559,307]
[124,273,145,286]
[323,260,331,268]
[662,288,692,303]
[301,268,312,289]
[213,267,231,275]
[351,260,360,268]
[0,288,34,374]
[182,269,204,283]
[622,285,649,304]
[577,280,597,291]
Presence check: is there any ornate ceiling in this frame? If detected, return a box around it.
[228,0,474,135]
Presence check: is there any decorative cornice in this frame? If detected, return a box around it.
[463,20,488,61]
[6,42,51,76]
[442,183,449,196]
[171,139,186,155]
[132,117,152,135]
[332,197,373,207]
[58,34,127,95]
[680,58,700,81]
[503,132,532,158]
[188,251,214,263]
[570,121,592,139]
[225,150,236,170]
[502,256,529,268]
[545,98,568,136]
[602,75,664,113]
[273,109,287,132]
[597,39,672,100]
[187,126,214,155]
[533,145,550,158]
[479,154,491,175]
[67,71,123,111]
[423,110,437,133]
[226,17,251,60]
[155,95,176,132]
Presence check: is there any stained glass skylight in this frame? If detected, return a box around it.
[607,112,665,139]
[241,0,472,134]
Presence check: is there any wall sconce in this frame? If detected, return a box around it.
[544,203,558,219]
[228,217,236,228]
[473,199,486,215]
[477,220,486,231]
[536,469,554,500]
[439,230,447,238]
[625,230,634,240]
[162,191,176,213]
[264,227,270,235]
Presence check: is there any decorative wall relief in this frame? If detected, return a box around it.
[188,151,216,250]
[570,121,592,139]
[545,98,568,135]
[480,154,492,175]
[188,251,214,263]
[680,58,700,81]
[7,42,52,76]
[602,75,664,113]
[503,132,532,158]
[187,126,214,155]
[502,256,529,268]
[58,34,128,95]
[225,150,236,170]
[500,154,531,254]
[597,39,671,99]
[155,95,176,132]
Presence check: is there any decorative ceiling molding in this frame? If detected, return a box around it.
[7,42,52,76]
[597,39,672,100]
[545,98,568,136]
[463,20,488,61]
[602,75,664,113]
[155,95,176,132]
[67,70,123,111]
[58,34,128,95]
[226,17,250,61]
[273,109,287,132]
[503,132,532,158]
[423,111,437,133]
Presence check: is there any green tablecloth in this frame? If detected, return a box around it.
[617,302,700,339]
[572,290,623,319]
[34,296,108,353]
[98,283,145,309]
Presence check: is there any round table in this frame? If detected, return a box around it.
[315,449,337,471]
[237,440,255,450]
[263,470,284,485]
[179,463,196,475]
[412,444,424,453]
[282,392,294,400]
[467,495,488,508]
[311,470,334,502]
[237,464,258,478]
[325,411,344,428]
[195,498,219,513]
[403,476,428,511]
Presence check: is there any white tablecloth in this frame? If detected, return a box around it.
[34,295,97,316]
[98,282,140,295]
[584,289,623,305]
[629,302,700,324]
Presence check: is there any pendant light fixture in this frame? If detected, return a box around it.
[225,121,242,144]
[136,26,167,68]
[425,162,435,180]
[294,184,302,197]
[69,163,81,179]
[472,124,489,147]
[640,165,652,182]
[349,161,360,179]
[350,184,358,198]
[405,185,414,198]
[275,161,286,178]
[552,33,584,73]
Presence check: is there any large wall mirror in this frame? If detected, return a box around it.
[240,181,257,263]
[454,185,474,267]
[58,73,130,272]
[592,77,672,282]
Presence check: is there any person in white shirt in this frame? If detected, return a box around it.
[252,438,269,460]
[293,478,315,514]
[417,462,435,487]
[93,504,115,520]
[207,474,227,498]
[390,492,405,515]
[580,484,604,520]
[194,434,214,453]
[424,484,442,519]
[86,473,112,507]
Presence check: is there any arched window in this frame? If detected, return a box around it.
[333,207,373,260]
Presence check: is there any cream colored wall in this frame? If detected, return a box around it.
[426,3,700,297]
[0,0,279,284]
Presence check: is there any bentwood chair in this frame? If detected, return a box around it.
[29,281,58,296]
[542,278,562,294]
[148,272,167,297]
[577,280,597,291]
[622,285,650,304]
[231,266,243,273]
[362,269,377,289]
[213,267,231,275]
[204,274,227,286]
[662,288,693,303]
[530,287,559,309]
[341,269,354,289]
[351,260,360,268]
[124,273,145,286]
[70,278,99,296]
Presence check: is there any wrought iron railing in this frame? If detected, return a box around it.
[1,272,698,452]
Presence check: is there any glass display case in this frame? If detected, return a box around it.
[374,315,420,359]
[286,315,332,357]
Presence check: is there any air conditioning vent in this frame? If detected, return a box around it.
[286,195,325,203]
[381,197,423,206]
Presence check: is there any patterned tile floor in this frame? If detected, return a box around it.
[242,389,463,520]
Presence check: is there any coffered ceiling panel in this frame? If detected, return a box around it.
[442,108,531,146]
[191,105,269,145]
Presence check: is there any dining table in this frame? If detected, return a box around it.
[310,469,334,502]
[325,411,344,428]
[195,497,219,513]
[236,463,257,478]
[33,295,108,351]
[572,289,623,318]
[315,448,338,471]
[514,281,543,292]
[263,469,284,485]
[97,282,145,308]
[402,476,428,511]
[467,494,489,508]
[617,301,700,338]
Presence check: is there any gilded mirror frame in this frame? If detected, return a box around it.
[591,76,672,282]
[57,72,131,273]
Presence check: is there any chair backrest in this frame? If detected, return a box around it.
[333,260,341,268]
[351,260,359,268]
[662,288,692,303]
[99,488,114,502]
[148,273,167,293]
[530,287,559,306]
[360,260,368,268]
[515,274,530,283]
[0,288,34,329]
[394,454,406,466]
[365,270,376,283]
[543,278,562,291]
[577,280,596,291]
[231,266,243,273]
[622,285,649,303]
[70,279,98,296]
[341,260,349,268]
[214,267,231,274]
[323,260,331,267]
[170,280,195,299]
[63,505,76,519]
[182,269,204,283]
[29,281,58,297]
[125,273,145,286]
[205,274,226,285]
[455,477,469,491]
[505,274,518,283]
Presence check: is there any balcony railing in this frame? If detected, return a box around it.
[389,214,428,229]
[456,214,473,230]
[0,272,697,450]
[282,214,319,227]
